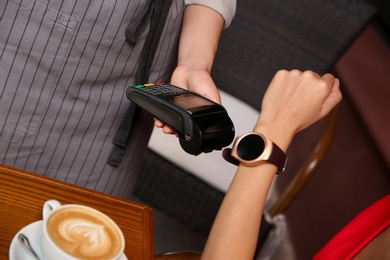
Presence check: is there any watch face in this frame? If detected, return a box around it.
[237,134,265,160]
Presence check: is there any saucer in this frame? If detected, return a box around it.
[9,220,43,260]
[9,221,128,260]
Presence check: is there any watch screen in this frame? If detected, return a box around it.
[237,134,265,160]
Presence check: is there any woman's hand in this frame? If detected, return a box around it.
[254,69,342,151]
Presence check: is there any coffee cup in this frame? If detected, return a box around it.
[40,200,125,260]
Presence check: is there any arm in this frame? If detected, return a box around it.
[202,70,342,259]
[184,0,236,28]
[155,4,224,133]
[171,4,224,102]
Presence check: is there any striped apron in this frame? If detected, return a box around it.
[0,0,184,198]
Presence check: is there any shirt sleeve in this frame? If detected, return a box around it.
[184,0,236,28]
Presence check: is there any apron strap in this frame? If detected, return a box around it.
[107,0,174,166]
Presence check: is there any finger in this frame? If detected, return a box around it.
[154,119,177,135]
[322,78,342,115]
[302,70,321,78]
[154,119,165,128]
[320,73,336,90]
[162,125,177,135]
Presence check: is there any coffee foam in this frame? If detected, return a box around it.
[47,207,122,259]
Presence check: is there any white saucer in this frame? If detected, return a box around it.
[9,220,128,260]
[9,220,43,260]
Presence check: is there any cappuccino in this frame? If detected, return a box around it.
[47,206,123,259]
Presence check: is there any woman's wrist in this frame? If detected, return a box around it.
[252,124,294,153]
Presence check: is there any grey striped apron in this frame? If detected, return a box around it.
[0,0,184,198]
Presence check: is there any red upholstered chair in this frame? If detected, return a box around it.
[313,195,390,260]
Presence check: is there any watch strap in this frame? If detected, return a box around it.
[268,141,287,173]
[222,148,239,166]
[222,139,287,174]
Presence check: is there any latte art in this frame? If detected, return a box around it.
[58,219,112,257]
[47,207,123,259]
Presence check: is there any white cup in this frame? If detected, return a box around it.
[40,200,125,260]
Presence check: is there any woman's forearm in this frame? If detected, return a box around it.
[202,163,277,259]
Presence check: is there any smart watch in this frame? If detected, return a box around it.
[227,132,287,173]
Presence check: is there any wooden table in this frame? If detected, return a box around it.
[0,164,154,259]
